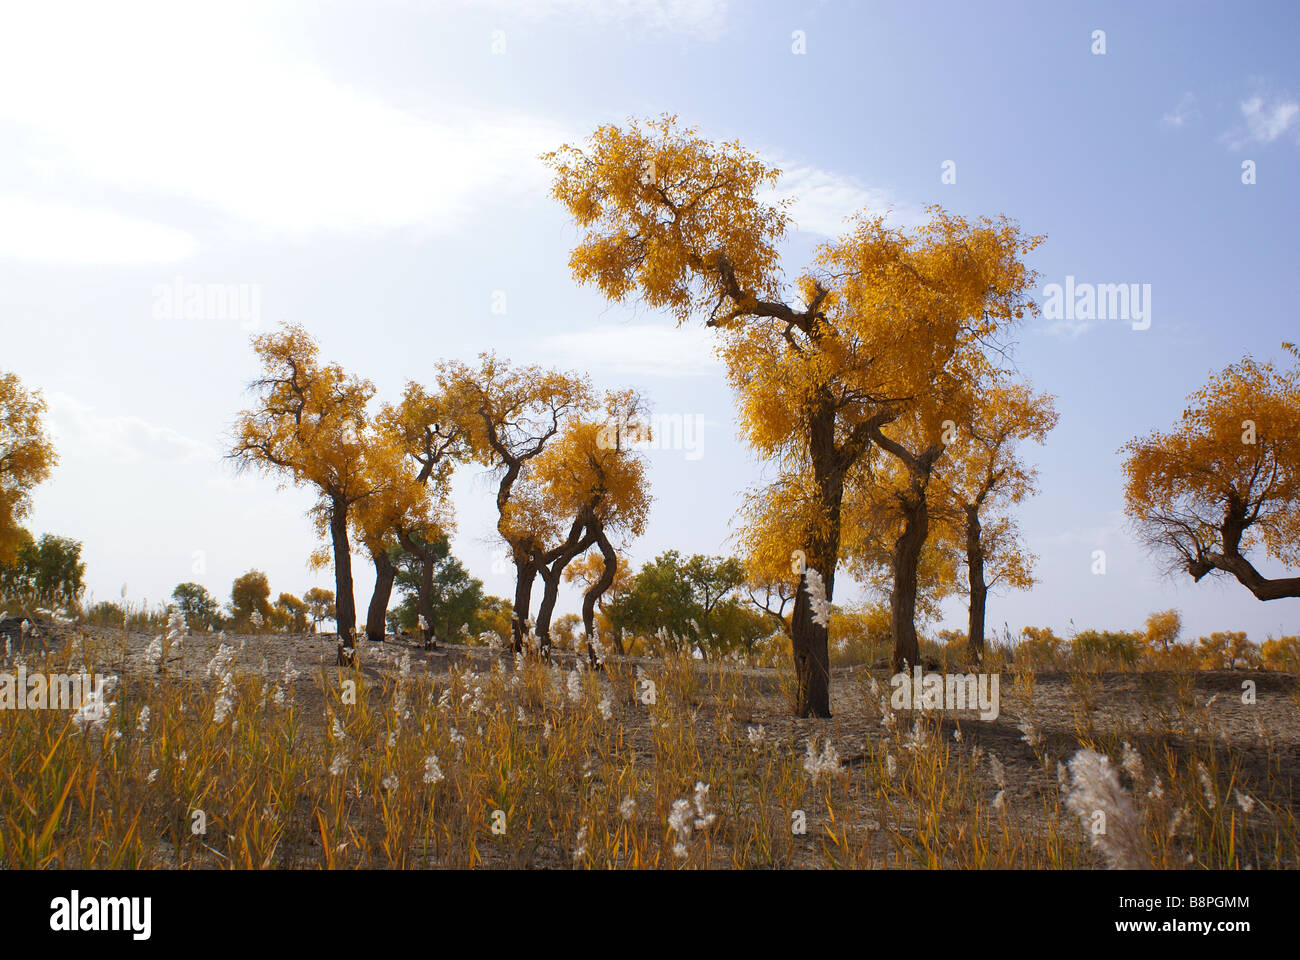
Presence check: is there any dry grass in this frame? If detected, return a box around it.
[1,622,1296,869]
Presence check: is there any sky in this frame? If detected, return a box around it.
[1,0,1298,641]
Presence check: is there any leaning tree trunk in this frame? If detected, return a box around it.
[329,495,358,665]
[582,528,620,664]
[511,551,537,655]
[535,526,597,658]
[890,493,929,673]
[965,506,987,666]
[534,567,563,657]
[365,546,396,646]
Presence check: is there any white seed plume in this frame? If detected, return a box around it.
[572,824,588,864]
[71,676,117,735]
[422,754,445,785]
[1065,749,1150,870]
[1121,741,1144,782]
[212,673,236,725]
[989,754,1007,789]
[1018,720,1043,749]
[803,737,844,780]
[1196,762,1217,809]
[802,567,833,629]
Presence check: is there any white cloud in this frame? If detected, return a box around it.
[1160,92,1199,129]
[0,195,196,264]
[1221,92,1299,149]
[1042,512,1126,547]
[1039,318,1095,340]
[467,0,731,39]
[535,323,722,378]
[45,393,218,466]
[0,2,571,239]
[761,163,920,238]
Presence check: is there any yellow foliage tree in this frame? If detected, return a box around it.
[565,549,633,653]
[230,324,376,661]
[376,381,473,648]
[1122,347,1300,601]
[508,392,652,662]
[933,381,1057,662]
[436,354,592,652]
[0,371,58,565]
[547,117,1043,713]
[348,425,449,646]
[1143,609,1182,655]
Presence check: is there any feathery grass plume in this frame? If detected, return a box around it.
[885,754,897,779]
[422,754,445,785]
[1018,720,1043,749]
[212,673,236,724]
[1196,762,1217,809]
[989,754,1007,789]
[746,724,765,751]
[803,737,844,780]
[619,796,637,820]
[802,567,833,628]
[904,719,930,752]
[71,676,117,735]
[1065,749,1150,869]
[668,799,694,858]
[1120,741,1144,783]
[692,781,716,829]
[572,824,589,864]
[1234,790,1255,815]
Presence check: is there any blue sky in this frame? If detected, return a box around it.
[2,0,1297,641]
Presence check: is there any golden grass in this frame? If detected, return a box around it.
[0,631,1295,869]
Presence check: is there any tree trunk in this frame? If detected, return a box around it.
[790,567,833,717]
[534,567,562,657]
[965,506,987,666]
[890,493,929,673]
[329,495,358,665]
[366,546,395,646]
[511,552,537,655]
[417,548,437,649]
[582,528,619,665]
[788,405,843,718]
[397,531,439,650]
